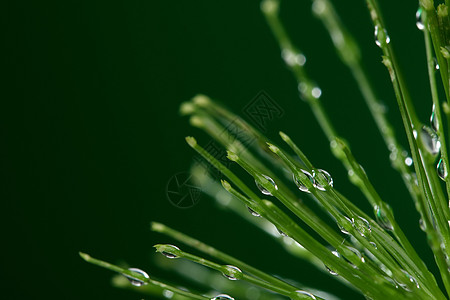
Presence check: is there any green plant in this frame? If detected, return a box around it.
[81,0,450,299]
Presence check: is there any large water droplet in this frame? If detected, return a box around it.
[247,206,261,217]
[223,265,243,281]
[211,294,234,300]
[293,170,314,193]
[420,126,441,156]
[337,216,352,235]
[416,7,425,30]
[313,169,333,191]
[374,25,390,47]
[352,216,371,237]
[430,104,439,131]
[161,245,180,259]
[374,205,394,231]
[255,174,278,196]
[292,290,316,299]
[282,49,306,67]
[437,158,448,180]
[325,250,340,276]
[124,268,149,286]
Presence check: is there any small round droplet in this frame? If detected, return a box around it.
[211,294,234,300]
[292,290,316,299]
[255,174,278,196]
[437,158,447,180]
[420,126,441,156]
[247,206,261,217]
[313,169,333,191]
[404,157,413,166]
[124,268,149,287]
[374,25,390,48]
[352,216,371,237]
[223,265,243,281]
[416,7,425,30]
[293,170,314,193]
[311,87,322,99]
[370,242,378,249]
[374,205,394,231]
[161,245,180,259]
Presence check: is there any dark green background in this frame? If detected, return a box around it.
[4,0,438,299]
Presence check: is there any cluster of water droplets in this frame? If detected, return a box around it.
[292,169,333,193]
[394,270,420,291]
[298,82,322,101]
[282,48,306,67]
[374,25,390,48]
[123,268,149,287]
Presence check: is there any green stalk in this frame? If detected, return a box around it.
[79,252,209,300]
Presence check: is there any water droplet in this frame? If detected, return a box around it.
[163,290,174,299]
[337,216,352,235]
[352,216,371,237]
[292,290,316,299]
[416,7,425,30]
[255,174,278,196]
[397,270,420,290]
[374,25,390,47]
[437,158,447,180]
[293,170,314,193]
[370,242,378,249]
[211,294,234,300]
[298,82,321,100]
[223,265,243,281]
[313,169,333,191]
[430,104,439,131]
[277,227,288,237]
[325,250,340,276]
[124,268,149,287]
[374,205,394,231]
[404,157,413,166]
[282,49,306,67]
[247,206,261,217]
[311,87,322,99]
[344,247,364,268]
[434,57,440,70]
[420,126,441,155]
[419,218,427,231]
[161,245,180,259]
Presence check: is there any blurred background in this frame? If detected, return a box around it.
[3,0,438,299]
